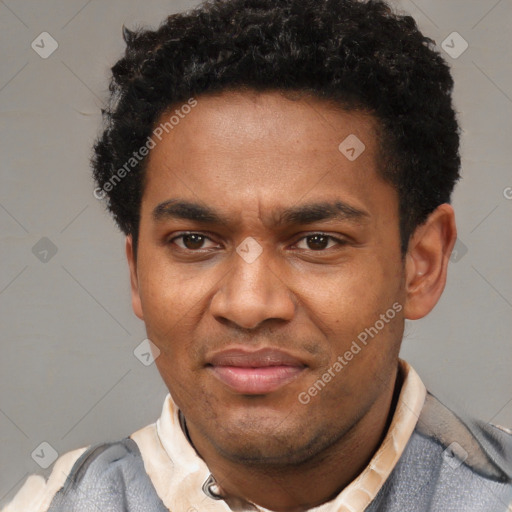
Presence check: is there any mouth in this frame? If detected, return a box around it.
[206,347,307,395]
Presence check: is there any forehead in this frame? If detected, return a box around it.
[141,90,394,221]
[148,89,379,159]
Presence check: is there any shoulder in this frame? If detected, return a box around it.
[1,446,87,512]
[415,392,512,482]
[2,438,167,512]
[370,392,512,512]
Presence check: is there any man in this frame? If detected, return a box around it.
[4,0,511,510]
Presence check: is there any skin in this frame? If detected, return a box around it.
[126,90,457,511]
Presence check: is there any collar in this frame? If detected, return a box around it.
[130,359,426,512]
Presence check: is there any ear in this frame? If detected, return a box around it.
[126,235,144,320]
[403,204,457,320]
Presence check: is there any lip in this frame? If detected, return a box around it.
[207,347,307,394]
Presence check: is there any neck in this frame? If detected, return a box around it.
[186,368,402,511]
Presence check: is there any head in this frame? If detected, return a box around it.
[92,0,459,467]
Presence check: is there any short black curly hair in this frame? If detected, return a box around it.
[92,0,460,257]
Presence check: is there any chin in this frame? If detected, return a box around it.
[205,417,332,467]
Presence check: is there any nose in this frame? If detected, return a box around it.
[210,247,295,330]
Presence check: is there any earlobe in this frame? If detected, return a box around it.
[126,235,144,320]
[403,204,457,320]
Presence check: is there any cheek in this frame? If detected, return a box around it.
[292,258,397,333]
[137,258,201,331]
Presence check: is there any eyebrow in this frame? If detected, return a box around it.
[152,199,369,227]
[276,200,369,226]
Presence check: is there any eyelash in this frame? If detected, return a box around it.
[167,232,347,252]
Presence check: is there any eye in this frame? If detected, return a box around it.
[170,233,219,251]
[293,233,345,251]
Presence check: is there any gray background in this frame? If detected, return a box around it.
[0,0,511,505]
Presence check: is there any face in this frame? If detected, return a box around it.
[128,90,408,466]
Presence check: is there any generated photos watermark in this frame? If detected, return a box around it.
[298,302,403,404]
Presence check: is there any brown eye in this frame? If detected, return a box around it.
[294,234,344,251]
[305,234,330,250]
[182,234,205,249]
[171,233,218,251]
